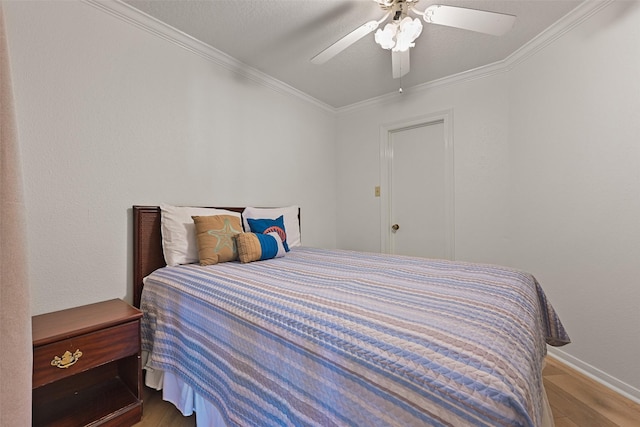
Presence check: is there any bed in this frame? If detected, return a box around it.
[133,205,570,427]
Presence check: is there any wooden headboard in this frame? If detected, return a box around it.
[132,205,244,307]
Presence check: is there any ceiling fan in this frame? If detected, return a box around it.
[311,0,516,79]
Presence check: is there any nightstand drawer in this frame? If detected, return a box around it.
[33,321,139,388]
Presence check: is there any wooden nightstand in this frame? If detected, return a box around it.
[32,299,143,426]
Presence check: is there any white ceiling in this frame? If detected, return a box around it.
[122,0,583,108]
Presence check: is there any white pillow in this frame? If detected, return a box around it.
[243,206,301,248]
[160,204,242,266]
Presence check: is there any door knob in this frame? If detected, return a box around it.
[391,224,400,232]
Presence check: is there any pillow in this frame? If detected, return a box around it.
[247,215,290,252]
[192,215,243,266]
[243,206,301,248]
[160,204,241,266]
[235,232,286,263]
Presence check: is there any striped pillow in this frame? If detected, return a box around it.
[235,232,286,263]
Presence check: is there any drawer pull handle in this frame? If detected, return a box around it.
[51,349,83,369]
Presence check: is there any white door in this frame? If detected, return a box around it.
[380,113,454,259]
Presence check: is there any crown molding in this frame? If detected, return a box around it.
[82,0,337,114]
[337,57,510,114]
[503,0,612,71]
[338,0,612,114]
[84,0,611,115]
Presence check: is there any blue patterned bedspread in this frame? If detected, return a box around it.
[141,247,569,427]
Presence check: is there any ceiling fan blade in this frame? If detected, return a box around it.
[392,50,410,79]
[423,5,515,36]
[311,20,380,65]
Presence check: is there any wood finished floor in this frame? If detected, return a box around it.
[133,356,640,426]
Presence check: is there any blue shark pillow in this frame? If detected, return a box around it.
[246,215,290,252]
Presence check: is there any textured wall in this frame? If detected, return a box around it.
[4,1,337,315]
[507,1,640,396]
[335,74,512,266]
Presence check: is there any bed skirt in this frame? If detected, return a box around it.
[144,351,228,426]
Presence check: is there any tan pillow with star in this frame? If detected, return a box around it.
[192,215,243,265]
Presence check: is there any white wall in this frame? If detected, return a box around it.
[336,73,512,266]
[508,1,640,396]
[336,1,640,399]
[4,1,337,315]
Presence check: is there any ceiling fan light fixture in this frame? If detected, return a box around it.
[374,17,422,52]
[312,0,516,80]
[394,17,422,51]
[374,23,397,49]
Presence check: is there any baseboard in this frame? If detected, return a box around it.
[547,348,640,404]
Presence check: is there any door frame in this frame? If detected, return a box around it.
[379,110,455,259]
